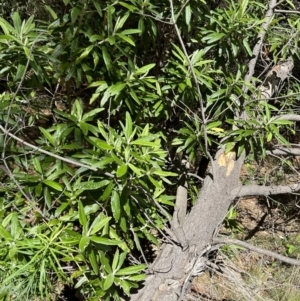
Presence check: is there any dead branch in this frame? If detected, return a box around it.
[274,9,300,15]
[267,147,300,156]
[213,237,300,266]
[233,183,300,197]
[243,0,278,93]
[0,124,99,172]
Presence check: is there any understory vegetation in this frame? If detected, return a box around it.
[0,0,300,300]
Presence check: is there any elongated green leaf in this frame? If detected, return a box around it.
[112,249,120,271]
[71,5,81,23]
[152,170,177,177]
[202,32,225,44]
[128,163,142,176]
[131,138,160,147]
[270,119,293,125]
[103,273,114,291]
[117,164,128,177]
[111,190,121,221]
[0,224,12,240]
[78,200,88,232]
[102,46,111,69]
[92,0,102,16]
[115,14,129,31]
[45,5,58,19]
[89,216,111,235]
[33,157,43,174]
[100,251,113,274]
[125,111,133,140]
[185,5,192,25]
[128,274,146,281]
[116,33,135,46]
[115,264,147,276]
[121,29,141,35]
[43,180,63,191]
[133,63,155,76]
[206,121,222,130]
[79,236,90,252]
[88,248,99,275]
[90,236,122,245]
[243,38,252,56]
[44,187,52,208]
[39,127,55,146]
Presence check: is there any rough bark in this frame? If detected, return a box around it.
[130,151,245,301]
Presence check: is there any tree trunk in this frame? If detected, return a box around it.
[130,150,245,301]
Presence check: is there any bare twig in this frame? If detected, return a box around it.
[0,124,99,172]
[243,0,278,94]
[213,237,300,266]
[274,9,300,14]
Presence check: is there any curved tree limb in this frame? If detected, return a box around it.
[233,183,300,197]
[213,237,300,266]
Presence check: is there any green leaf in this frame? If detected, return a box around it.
[243,38,252,56]
[112,249,120,271]
[107,82,126,95]
[100,182,114,201]
[120,29,141,35]
[124,111,133,140]
[133,63,156,76]
[0,224,12,240]
[44,187,52,208]
[111,190,121,221]
[103,274,114,291]
[78,200,88,232]
[270,119,293,125]
[115,264,147,276]
[116,252,127,271]
[71,5,81,23]
[45,5,58,19]
[131,138,160,147]
[79,236,90,252]
[117,164,128,177]
[102,46,111,69]
[116,33,135,46]
[76,45,94,63]
[128,163,142,176]
[100,251,113,274]
[89,216,111,235]
[89,137,114,150]
[12,12,21,33]
[92,0,102,16]
[90,236,122,245]
[152,170,177,177]
[39,127,55,146]
[33,157,43,174]
[128,274,146,281]
[206,121,222,130]
[202,32,225,44]
[43,180,63,191]
[115,14,129,31]
[185,5,192,25]
[88,248,99,275]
